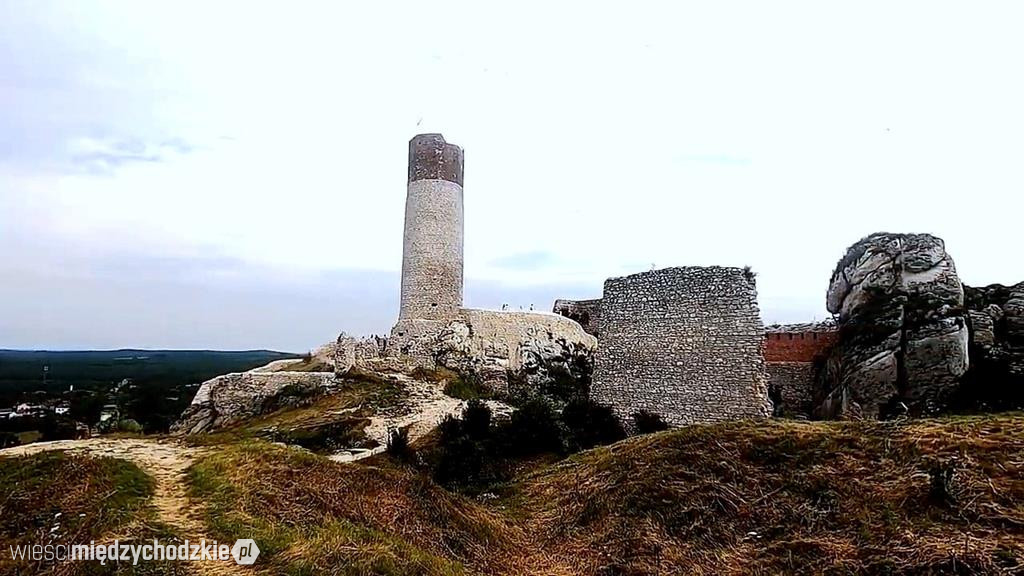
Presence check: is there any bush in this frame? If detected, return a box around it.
[462,400,492,440]
[386,427,413,463]
[434,435,485,488]
[632,409,670,434]
[0,432,20,449]
[39,415,78,441]
[442,372,493,401]
[115,419,144,434]
[562,398,626,451]
[497,398,563,456]
[437,414,464,445]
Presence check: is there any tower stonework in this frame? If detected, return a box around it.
[399,134,465,323]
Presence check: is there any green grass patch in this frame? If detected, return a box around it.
[441,374,493,401]
[0,451,186,576]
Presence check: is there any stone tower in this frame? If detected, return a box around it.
[398,134,465,324]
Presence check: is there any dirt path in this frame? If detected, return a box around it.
[330,374,512,462]
[0,438,248,575]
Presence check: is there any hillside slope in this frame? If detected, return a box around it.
[184,415,1024,575]
[514,415,1024,575]
[3,415,1022,575]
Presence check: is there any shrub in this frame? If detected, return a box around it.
[0,432,20,449]
[561,398,626,451]
[434,435,485,488]
[461,399,492,441]
[386,427,413,463]
[497,398,563,456]
[442,372,493,401]
[437,414,464,445]
[39,415,79,441]
[115,418,144,434]
[632,409,670,434]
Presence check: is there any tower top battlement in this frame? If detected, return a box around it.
[408,134,464,186]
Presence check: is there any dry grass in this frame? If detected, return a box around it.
[0,451,185,575]
[186,441,533,575]
[183,414,1024,575]
[514,414,1024,575]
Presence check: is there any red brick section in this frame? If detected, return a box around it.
[764,330,838,362]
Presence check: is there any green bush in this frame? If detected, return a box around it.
[461,399,492,440]
[115,418,144,434]
[496,398,563,456]
[561,398,625,451]
[386,427,413,463]
[442,372,493,401]
[434,435,486,488]
[632,409,670,434]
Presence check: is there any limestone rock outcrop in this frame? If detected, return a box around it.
[171,368,336,434]
[393,310,597,404]
[819,233,969,418]
[961,282,1024,410]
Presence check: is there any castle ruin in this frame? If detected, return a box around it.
[590,267,773,426]
[764,322,838,418]
[387,135,775,422]
[388,135,596,395]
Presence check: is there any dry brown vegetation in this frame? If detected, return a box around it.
[184,414,1024,575]
[182,371,407,452]
[516,415,1024,575]
[186,442,530,575]
[0,451,185,575]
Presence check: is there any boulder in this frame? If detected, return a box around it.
[171,369,336,434]
[819,233,968,418]
[960,282,1024,410]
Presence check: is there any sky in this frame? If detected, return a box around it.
[2,2,1023,352]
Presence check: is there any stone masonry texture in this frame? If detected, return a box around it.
[552,298,602,337]
[592,266,772,426]
[398,134,465,323]
[764,322,838,417]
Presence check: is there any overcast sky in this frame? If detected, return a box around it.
[2,2,1022,351]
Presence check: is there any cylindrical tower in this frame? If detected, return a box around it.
[398,134,464,322]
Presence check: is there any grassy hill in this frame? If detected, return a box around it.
[0,451,185,576]
[185,414,1023,575]
[3,414,1021,575]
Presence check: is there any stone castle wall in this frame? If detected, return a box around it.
[764,323,837,418]
[764,324,838,362]
[592,266,771,426]
[765,362,817,418]
[552,298,602,336]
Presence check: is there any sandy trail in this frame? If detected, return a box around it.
[1,438,248,575]
[330,374,511,462]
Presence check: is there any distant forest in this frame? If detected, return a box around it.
[0,349,299,435]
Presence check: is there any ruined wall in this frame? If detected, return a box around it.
[552,298,602,336]
[766,362,817,418]
[764,322,837,418]
[437,309,596,401]
[592,266,772,426]
[764,323,838,362]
